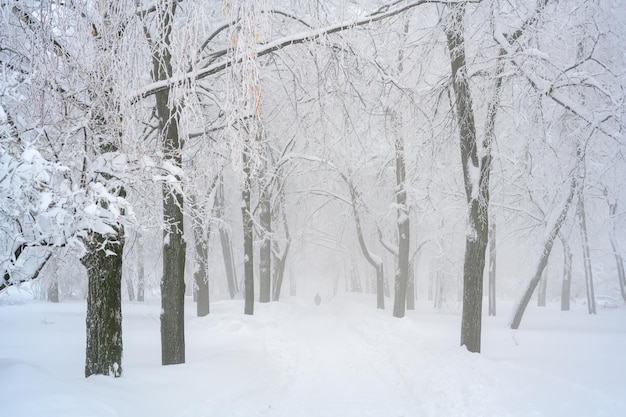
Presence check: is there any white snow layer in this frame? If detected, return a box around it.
[0,290,624,417]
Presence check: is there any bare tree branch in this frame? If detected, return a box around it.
[130,0,480,103]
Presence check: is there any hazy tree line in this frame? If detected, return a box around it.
[1,0,625,377]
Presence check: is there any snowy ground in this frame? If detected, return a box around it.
[1,287,625,417]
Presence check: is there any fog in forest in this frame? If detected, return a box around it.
[2,0,626,415]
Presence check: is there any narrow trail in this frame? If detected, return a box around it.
[186,295,625,417]
[260,300,417,417]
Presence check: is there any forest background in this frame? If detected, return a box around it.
[1,0,625,377]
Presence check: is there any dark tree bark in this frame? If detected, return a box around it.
[83,228,124,378]
[445,4,489,353]
[577,194,596,314]
[152,0,186,365]
[160,187,186,364]
[560,234,572,311]
[82,0,127,377]
[449,0,548,341]
[242,147,254,315]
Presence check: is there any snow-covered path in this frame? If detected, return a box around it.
[1,290,625,417]
[258,301,421,416]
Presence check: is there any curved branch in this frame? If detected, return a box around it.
[130,0,479,103]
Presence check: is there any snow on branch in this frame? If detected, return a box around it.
[130,0,479,103]
[494,33,621,141]
[0,145,131,290]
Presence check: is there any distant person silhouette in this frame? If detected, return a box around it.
[314,293,322,306]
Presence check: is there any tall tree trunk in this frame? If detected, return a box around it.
[242,148,254,315]
[191,195,209,317]
[383,272,390,298]
[577,194,596,314]
[230,0,262,314]
[215,178,238,299]
[125,276,136,302]
[484,49,505,319]
[272,211,290,302]
[271,242,288,301]
[511,151,579,329]
[392,14,412,317]
[376,264,384,306]
[82,0,126,377]
[193,240,209,316]
[488,221,496,316]
[406,262,415,310]
[125,237,136,302]
[83,228,124,378]
[137,238,145,302]
[608,200,626,304]
[573,38,596,314]
[259,180,271,303]
[153,0,185,365]
[393,116,410,318]
[537,269,547,307]
[560,234,572,311]
[160,185,186,364]
[445,4,489,353]
[347,181,384,309]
